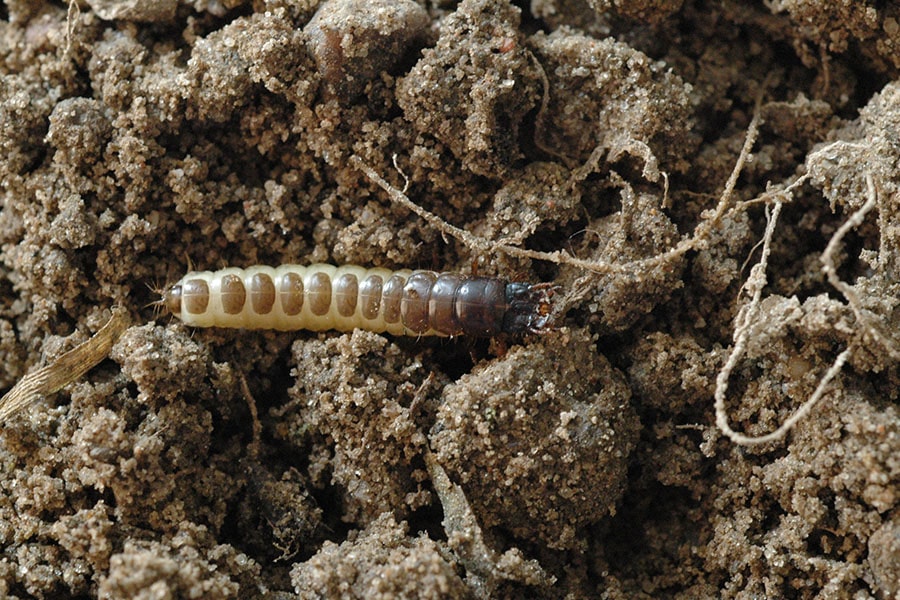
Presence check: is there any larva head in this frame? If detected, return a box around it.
[502,282,558,334]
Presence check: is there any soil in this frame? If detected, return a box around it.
[1,0,899,598]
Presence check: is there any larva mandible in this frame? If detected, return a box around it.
[161,264,556,336]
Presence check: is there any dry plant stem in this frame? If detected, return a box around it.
[65,0,79,57]
[350,85,763,281]
[715,201,787,445]
[736,177,809,274]
[731,347,851,446]
[821,172,900,360]
[408,371,436,420]
[0,307,129,424]
[736,174,809,213]
[529,50,570,166]
[239,371,263,459]
[354,154,655,272]
[715,171,888,446]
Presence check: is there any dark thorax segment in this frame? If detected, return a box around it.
[454,277,507,336]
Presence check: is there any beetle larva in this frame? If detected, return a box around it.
[161,264,555,336]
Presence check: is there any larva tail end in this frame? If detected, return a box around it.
[502,282,558,334]
[144,282,168,319]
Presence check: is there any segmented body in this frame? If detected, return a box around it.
[162,264,554,336]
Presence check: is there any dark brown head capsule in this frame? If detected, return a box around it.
[501,282,557,334]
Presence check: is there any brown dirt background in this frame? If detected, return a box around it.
[2,0,900,598]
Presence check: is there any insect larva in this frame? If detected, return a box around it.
[161,264,555,336]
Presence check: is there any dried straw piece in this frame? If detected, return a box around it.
[0,307,129,424]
